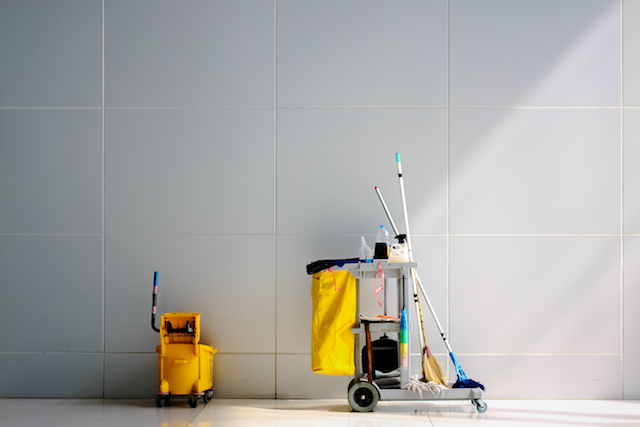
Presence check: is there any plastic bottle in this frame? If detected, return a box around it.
[374,225,389,259]
[376,225,389,244]
[359,236,373,261]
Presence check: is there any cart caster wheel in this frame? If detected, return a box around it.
[348,381,380,412]
[347,379,355,393]
[188,396,199,408]
[155,396,165,408]
[473,399,487,413]
[203,390,213,403]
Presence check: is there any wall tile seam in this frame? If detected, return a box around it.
[0,233,278,236]
[0,233,640,238]
[271,233,631,237]
[3,106,639,110]
[0,351,279,355]
[0,234,104,236]
[0,107,103,110]
[9,351,635,355]
[1,233,633,237]
[0,352,105,355]
[253,352,632,356]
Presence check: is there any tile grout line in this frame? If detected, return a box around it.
[2,105,640,110]
[620,0,625,399]
[274,0,278,399]
[1,351,631,356]
[1,233,634,237]
[446,0,451,382]
[101,0,106,399]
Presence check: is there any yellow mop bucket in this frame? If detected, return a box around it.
[151,272,217,408]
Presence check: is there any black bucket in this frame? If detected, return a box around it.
[362,335,399,374]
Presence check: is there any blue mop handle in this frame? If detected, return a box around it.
[449,352,468,381]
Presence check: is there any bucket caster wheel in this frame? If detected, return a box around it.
[203,390,213,403]
[473,399,487,413]
[188,396,199,408]
[348,381,380,412]
[155,396,166,408]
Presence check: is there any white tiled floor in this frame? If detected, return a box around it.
[2,398,640,426]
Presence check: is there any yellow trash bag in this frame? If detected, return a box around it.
[311,269,356,375]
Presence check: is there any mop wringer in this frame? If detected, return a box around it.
[151,271,217,408]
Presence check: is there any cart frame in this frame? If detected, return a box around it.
[335,260,486,413]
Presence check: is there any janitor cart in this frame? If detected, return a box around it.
[336,260,486,413]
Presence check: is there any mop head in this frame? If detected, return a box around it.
[453,377,485,391]
[422,347,448,386]
[404,375,447,398]
[449,352,485,391]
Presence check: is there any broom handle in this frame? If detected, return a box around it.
[415,272,453,354]
[376,179,454,355]
[395,154,426,351]
[374,186,400,238]
[395,154,414,261]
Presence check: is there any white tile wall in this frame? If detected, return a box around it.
[105,0,274,107]
[0,0,102,107]
[0,110,102,234]
[451,355,623,399]
[0,236,103,353]
[213,354,276,398]
[0,353,103,398]
[624,0,640,105]
[104,353,157,398]
[0,0,634,400]
[104,109,275,234]
[276,108,448,235]
[624,236,640,354]
[625,109,640,233]
[625,354,640,399]
[277,0,448,107]
[450,0,620,107]
[450,108,621,234]
[276,354,352,399]
[450,236,622,355]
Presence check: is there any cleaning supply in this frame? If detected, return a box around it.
[404,374,447,397]
[151,272,217,408]
[374,225,389,259]
[361,335,399,375]
[399,309,408,370]
[310,269,356,375]
[388,241,409,263]
[359,236,373,262]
